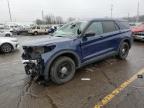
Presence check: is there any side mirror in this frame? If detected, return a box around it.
[84,32,96,37]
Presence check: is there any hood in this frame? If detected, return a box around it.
[23,36,74,46]
[0,37,16,40]
[0,37,18,42]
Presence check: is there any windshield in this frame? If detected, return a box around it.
[53,21,88,37]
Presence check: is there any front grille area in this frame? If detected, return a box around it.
[22,46,44,76]
[24,59,44,76]
[134,32,144,36]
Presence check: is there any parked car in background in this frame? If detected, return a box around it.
[48,26,57,34]
[22,19,132,84]
[13,26,29,35]
[131,23,144,41]
[129,22,141,28]
[28,26,48,35]
[0,37,19,53]
[0,29,13,37]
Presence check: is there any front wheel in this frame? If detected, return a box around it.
[50,56,76,84]
[5,34,11,37]
[117,42,130,60]
[34,31,38,35]
[0,43,13,53]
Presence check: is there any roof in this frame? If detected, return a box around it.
[90,18,127,22]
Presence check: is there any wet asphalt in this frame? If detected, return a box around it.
[0,35,144,108]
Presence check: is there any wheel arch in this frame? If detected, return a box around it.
[43,50,81,81]
[34,31,38,33]
[119,38,131,50]
[5,33,11,36]
[123,39,131,48]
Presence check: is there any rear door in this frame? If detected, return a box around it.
[101,21,121,51]
[41,26,47,33]
[37,26,41,33]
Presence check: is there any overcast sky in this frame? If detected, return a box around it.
[0,0,144,22]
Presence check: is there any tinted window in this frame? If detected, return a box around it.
[85,22,103,35]
[41,27,45,29]
[102,21,118,33]
[118,21,130,29]
[32,27,36,29]
[37,26,40,29]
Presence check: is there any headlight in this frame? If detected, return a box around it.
[23,45,56,55]
[33,47,45,54]
[32,45,56,54]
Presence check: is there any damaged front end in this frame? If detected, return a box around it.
[22,45,55,79]
[22,46,45,77]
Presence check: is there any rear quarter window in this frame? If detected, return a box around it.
[118,21,130,30]
[102,21,119,33]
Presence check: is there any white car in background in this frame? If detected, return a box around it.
[28,26,48,35]
[0,37,19,53]
[0,29,13,37]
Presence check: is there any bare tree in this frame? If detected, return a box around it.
[35,14,65,25]
[35,19,44,25]
[67,17,76,22]
[45,15,52,24]
[56,16,64,24]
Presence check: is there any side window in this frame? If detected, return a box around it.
[85,22,103,35]
[32,27,35,29]
[118,21,130,29]
[42,27,46,29]
[37,26,40,29]
[102,21,119,33]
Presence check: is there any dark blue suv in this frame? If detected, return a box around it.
[22,19,132,84]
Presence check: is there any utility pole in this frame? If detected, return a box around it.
[110,4,113,18]
[7,0,12,22]
[136,0,139,22]
[128,13,130,22]
[42,10,44,20]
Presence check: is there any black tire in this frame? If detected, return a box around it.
[50,56,76,84]
[0,43,13,53]
[34,31,38,35]
[17,32,20,35]
[117,42,130,60]
[5,34,11,37]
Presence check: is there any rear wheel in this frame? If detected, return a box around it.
[117,42,130,60]
[50,56,76,84]
[34,31,38,35]
[5,34,11,37]
[0,43,13,53]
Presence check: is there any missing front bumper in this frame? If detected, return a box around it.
[22,59,44,77]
